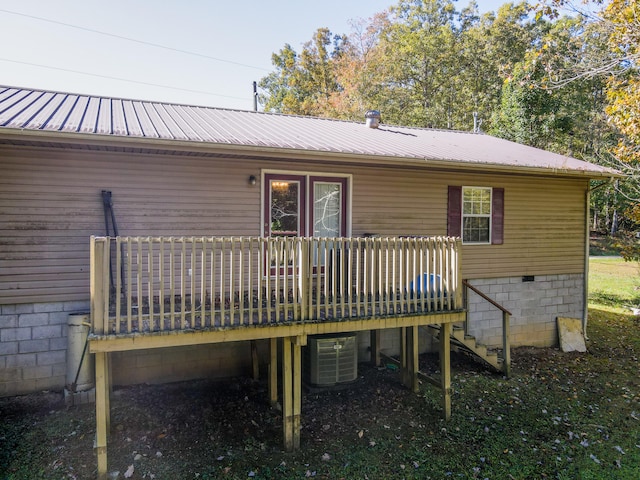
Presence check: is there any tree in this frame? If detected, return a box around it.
[258,28,346,116]
[372,0,461,128]
[259,0,543,131]
[490,14,613,157]
[531,1,640,234]
[604,0,640,165]
[322,13,392,121]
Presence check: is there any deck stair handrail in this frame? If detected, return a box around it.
[90,235,463,336]
[462,279,511,377]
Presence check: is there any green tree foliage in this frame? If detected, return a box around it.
[530,0,640,234]
[258,28,346,116]
[257,0,636,234]
[259,1,541,131]
[490,15,613,158]
[372,0,460,128]
[604,0,640,165]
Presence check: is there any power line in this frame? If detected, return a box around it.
[0,8,271,72]
[0,57,249,101]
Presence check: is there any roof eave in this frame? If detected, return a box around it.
[0,128,623,180]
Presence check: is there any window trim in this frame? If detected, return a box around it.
[462,186,493,245]
[262,170,351,238]
[264,173,307,238]
[310,177,348,238]
[448,185,504,245]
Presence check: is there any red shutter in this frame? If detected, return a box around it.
[447,186,462,238]
[492,188,504,245]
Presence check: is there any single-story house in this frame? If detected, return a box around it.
[0,85,619,476]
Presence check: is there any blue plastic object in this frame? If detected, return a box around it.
[409,273,444,297]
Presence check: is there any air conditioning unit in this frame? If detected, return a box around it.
[304,333,358,387]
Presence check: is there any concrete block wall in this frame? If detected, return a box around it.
[466,273,584,348]
[356,327,435,362]
[111,341,263,387]
[2,274,583,397]
[0,301,89,397]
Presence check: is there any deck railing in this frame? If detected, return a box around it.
[90,236,463,335]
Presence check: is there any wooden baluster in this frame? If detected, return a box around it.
[115,237,121,333]
[220,240,226,326]
[159,238,165,331]
[169,238,175,331]
[137,238,143,332]
[127,238,133,332]
[180,239,186,329]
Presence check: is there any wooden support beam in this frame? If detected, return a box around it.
[89,312,467,353]
[281,336,304,452]
[370,329,381,366]
[408,325,419,393]
[282,336,293,452]
[95,352,110,480]
[292,339,302,450]
[502,312,511,378]
[400,327,410,389]
[106,353,112,432]
[439,323,452,420]
[269,337,278,407]
[251,340,260,381]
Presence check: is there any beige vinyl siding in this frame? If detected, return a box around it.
[1,145,588,304]
[0,146,263,304]
[349,166,587,278]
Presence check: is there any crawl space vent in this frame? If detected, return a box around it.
[304,333,358,387]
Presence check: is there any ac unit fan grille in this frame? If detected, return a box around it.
[305,334,357,387]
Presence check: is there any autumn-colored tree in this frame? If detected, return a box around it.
[604,0,640,165]
[258,28,346,116]
[490,13,613,159]
[322,13,392,121]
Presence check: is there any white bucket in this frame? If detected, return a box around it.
[66,313,94,392]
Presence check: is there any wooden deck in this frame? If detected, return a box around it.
[88,235,464,479]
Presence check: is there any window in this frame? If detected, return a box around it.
[268,175,305,237]
[264,173,349,273]
[463,187,492,243]
[264,173,348,238]
[448,186,504,245]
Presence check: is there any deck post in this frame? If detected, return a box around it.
[251,340,260,380]
[370,330,381,366]
[95,352,110,480]
[293,335,305,450]
[502,312,511,378]
[281,336,304,452]
[400,327,409,388]
[408,325,419,393]
[439,322,452,420]
[282,336,293,451]
[269,338,278,407]
[91,236,112,479]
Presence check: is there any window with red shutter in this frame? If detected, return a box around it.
[448,186,504,245]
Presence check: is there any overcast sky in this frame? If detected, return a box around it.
[1,0,507,111]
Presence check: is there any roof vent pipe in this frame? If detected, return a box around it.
[365,110,381,129]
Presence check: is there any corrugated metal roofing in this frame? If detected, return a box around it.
[0,85,619,177]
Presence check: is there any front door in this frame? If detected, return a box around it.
[265,174,348,275]
[265,174,347,239]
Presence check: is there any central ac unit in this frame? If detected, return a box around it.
[304,333,358,387]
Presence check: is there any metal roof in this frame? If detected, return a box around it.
[0,85,619,178]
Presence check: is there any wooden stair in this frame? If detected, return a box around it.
[424,325,505,374]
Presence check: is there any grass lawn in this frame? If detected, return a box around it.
[1,258,639,479]
[589,256,640,311]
